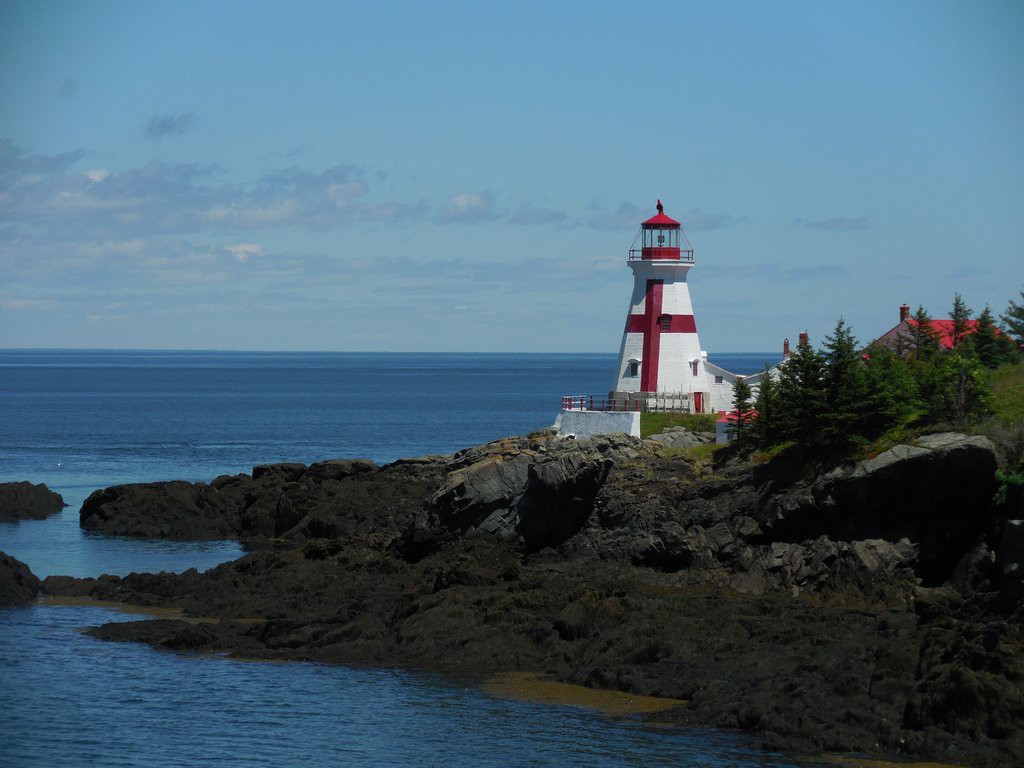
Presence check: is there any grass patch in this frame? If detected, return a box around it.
[751,440,796,465]
[862,424,924,460]
[990,360,1024,427]
[640,412,717,438]
[653,442,725,470]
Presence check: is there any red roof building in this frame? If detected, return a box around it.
[873,303,1000,351]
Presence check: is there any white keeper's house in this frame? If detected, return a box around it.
[557,200,763,439]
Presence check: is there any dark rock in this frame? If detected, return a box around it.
[999,519,1024,581]
[251,462,307,481]
[758,433,998,585]
[0,481,66,521]
[0,551,40,607]
[645,427,713,449]
[424,437,617,552]
[80,481,238,539]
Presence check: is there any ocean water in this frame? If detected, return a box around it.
[0,349,799,767]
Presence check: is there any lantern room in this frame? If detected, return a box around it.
[629,200,694,262]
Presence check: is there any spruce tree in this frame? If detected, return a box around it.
[970,305,1014,368]
[819,318,867,452]
[861,343,920,433]
[729,376,754,447]
[939,350,992,422]
[909,305,941,359]
[751,364,778,446]
[1000,286,1024,349]
[949,292,973,349]
[774,334,827,448]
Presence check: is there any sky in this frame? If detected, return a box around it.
[1,0,1022,353]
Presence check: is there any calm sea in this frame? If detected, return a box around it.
[0,349,799,768]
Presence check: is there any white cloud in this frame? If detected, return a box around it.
[508,204,567,226]
[227,242,263,263]
[436,192,498,224]
[3,298,58,310]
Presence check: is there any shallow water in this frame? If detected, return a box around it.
[0,603,808,767]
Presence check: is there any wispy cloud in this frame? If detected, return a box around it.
[588,201,643,230]
[0,142,424,241]
[0,138,85,175]
[703,263,848,282]
[436,192,499,224]
[794,216,869,232]
[683,210,741,231]
[227,242,262,263]
[2,298,59,310]
[144,111,198,140]
[507,204,567,226]
[588,202,740,232]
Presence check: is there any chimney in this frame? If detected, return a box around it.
[783,338,791,358]
[899,303,910,323]
[798,331,809,347]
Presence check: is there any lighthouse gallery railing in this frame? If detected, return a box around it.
[561,393,696,413]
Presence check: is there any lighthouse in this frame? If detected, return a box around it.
[610,200,715,413]
[556,199,751,439]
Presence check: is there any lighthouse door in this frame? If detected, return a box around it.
[693,392,704,414]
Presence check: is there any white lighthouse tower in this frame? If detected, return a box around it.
[556,199,748,439]
[610,200,715,413]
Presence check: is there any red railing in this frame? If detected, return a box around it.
[628,248,694,263]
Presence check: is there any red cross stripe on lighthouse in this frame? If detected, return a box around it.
[624,279,697,391]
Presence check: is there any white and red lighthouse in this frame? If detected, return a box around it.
[611,200,716,412]
[557,199,747,438]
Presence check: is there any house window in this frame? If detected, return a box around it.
[715,375,724,384]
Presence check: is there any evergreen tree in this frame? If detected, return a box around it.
[774,334,827,448]
[1000,286,1024,349]
[908,305,941,359]
[750,364,778,446]
[861,343,920,433]
[970,305,1015,368]
[729,376,754,447]
[819,318,868,452]
[949,292,973,349]
[938,350,992,422]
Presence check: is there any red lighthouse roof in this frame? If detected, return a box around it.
[642,199,681,228]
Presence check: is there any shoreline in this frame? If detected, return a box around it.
[18,429,1024,767]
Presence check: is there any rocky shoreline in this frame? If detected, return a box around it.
[12,430,1024,766]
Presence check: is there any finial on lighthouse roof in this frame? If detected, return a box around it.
[641,200,681,228]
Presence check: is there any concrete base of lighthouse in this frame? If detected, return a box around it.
[554,410,640,439]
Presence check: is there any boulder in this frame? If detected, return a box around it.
[0,481,65,521]
[421,436,640,552]
[646,427,713,449]
[0,551,40,607]
[999,519,1024,582]
[757,433,998,585]
[80,481,238,539]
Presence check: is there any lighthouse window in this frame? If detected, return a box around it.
[659,315,671,331]
[626,360,639,377]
